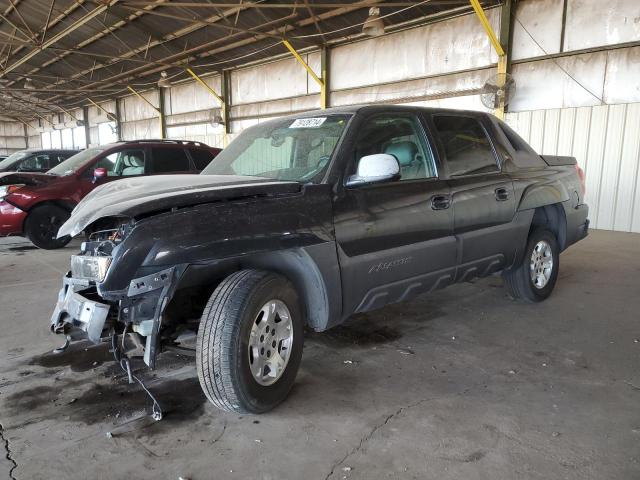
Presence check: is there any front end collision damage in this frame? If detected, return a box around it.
[50,264,184,368]
[50,179,337,372]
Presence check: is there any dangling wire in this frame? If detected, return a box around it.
[111,332,163,421]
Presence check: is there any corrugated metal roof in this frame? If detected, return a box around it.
[0,0,500,121]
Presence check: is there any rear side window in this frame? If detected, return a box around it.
[189,149,215,170]
[52,153,72,167]
[433,115,499,176]
[150,147,191,173]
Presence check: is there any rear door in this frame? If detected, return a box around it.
[148,146,194,174]
[333,111,456,316]
[188,148,217,171]
[429,113,516,279]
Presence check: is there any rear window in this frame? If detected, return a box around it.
[189,148,215,170]
[150,147,191,173]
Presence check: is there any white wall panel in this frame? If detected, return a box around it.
[120,119,160,141]
[121,91,160,122]
[331,8,500,91]
[28,135,41,149]
[511,51,607,111]
[167,123,226,149]
[229,94,320,130]
[88,100,116,126]
[614,104,640,231]
[231,54,319,105]
[603,47,640,104]
[507,102,640,232]
[331,68,492,108]
[168,75,222,115]
[512,0,563,60]
[565,0,640,51]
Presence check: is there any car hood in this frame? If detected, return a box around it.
[0,171,57,185]
[58,174,302,238]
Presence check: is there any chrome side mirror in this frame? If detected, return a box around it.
[345,153,400,187]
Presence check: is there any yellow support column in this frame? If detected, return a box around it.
[87,98,118,122]
[283,40,326,109]
[469,0,508,119]
[186,67,228,147]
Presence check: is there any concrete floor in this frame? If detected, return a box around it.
[0,230,639,480]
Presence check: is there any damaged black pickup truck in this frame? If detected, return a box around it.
[50,105,589,414]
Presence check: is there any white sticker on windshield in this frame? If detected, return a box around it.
[290,117,327,128]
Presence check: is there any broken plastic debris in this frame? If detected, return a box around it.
[342,466,353,472]
[255,439,262,443]
[508,369,516,375]
[451,336,456,340]
[343,360,353,364]
[105,432,113,439]
[397,347,414,355]
[552,431,561,437]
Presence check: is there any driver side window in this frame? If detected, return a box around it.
[95,149,146,177]
[353,114,437,181]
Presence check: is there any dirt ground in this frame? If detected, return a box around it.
[1,230,639,480]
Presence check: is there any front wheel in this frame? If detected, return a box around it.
[503,227,559,302]
[196,270,304,413]
[24,205,71,250]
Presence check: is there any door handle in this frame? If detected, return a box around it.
[495,187,509,201]
[431,194,451,210]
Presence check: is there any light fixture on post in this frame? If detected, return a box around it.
[23,78,35,90]
[363,7,384,37]
[158,71,171,88]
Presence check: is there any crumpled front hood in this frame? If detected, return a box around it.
[0,171,56,186]
[58,174,302,238]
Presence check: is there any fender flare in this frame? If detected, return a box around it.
[517,180,570,212]
[173,243,341,332]
[244,244,341,332]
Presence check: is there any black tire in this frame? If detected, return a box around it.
[503,227,559,302]
[24,204,72,250]
[196,270,304,414]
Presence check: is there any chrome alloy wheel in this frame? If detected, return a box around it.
[248,299,294,386]
[530,240,554,289]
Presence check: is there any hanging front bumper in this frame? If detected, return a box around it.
[50,275,111,343]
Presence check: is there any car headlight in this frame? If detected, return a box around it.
[70,255,112,282]
[0,184,25,200]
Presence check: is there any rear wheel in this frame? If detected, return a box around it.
[196,270,304,413]
[503,227,559,302]
[24,205,71,250]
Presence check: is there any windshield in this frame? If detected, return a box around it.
[202,114,351,182]
[48,147,105,176]
[0,151,29,170]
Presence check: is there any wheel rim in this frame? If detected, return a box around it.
[248,299,294,386]
[530,240,554,289]
[38,213,63,240]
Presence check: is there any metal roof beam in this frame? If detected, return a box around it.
[0,1,120,77]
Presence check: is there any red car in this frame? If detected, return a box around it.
[0,139,221,249]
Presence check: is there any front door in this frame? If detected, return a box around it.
[430,114,517,280]
[78,147,148,199]
[333,112,457,317]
